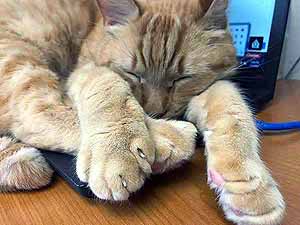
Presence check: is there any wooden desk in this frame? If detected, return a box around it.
[0,80,299,225]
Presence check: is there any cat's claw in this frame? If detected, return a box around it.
[208,168,285,225]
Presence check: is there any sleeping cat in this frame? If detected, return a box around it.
[0,0,285,224]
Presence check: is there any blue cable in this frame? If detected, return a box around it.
[256,120,300,132]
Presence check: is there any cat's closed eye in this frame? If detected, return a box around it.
[171,76,193,87]
[124,71,142,83]
[125,71,193,88]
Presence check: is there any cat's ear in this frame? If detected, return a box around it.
[201,0,228,30]
[96,0,142,26]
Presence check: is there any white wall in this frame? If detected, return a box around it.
[278,0,300,80]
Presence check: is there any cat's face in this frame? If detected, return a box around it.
[97,0,237,118]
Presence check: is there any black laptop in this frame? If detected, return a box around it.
[42,0,291,198]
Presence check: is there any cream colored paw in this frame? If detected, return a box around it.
[76,133,155,201]
[208,159,285,225]
[147,118,197,174]
[0,137,53,191]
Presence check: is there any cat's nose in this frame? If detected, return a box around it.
[143,98,168,118]
[142,86,168,117]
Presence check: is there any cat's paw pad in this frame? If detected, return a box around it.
[208,168,285,225]
[76,136,155,201]
[0,139,53,191]
[147,119,197,174]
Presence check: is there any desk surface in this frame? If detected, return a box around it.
[0,80,299,225]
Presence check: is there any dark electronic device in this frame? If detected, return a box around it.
[42,0,291,198]
[227,0,290,111]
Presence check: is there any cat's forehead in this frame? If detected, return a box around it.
[138,12,182,40]
[131,0,212,78]
[135,13,186,79]
[138,0,210,19]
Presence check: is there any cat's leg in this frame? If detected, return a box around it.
[0,41,81,191]
[186,81,285,225]
[0,0,95,152]
[67,63,157,200]
[1,66,80,191]
[0,136,53,191]
[3,62,80,152]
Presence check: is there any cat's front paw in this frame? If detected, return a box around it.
[147,118,197,174]
[208,158,285,225]
[76,130,155,201]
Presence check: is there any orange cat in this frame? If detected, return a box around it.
[0,0,284,224]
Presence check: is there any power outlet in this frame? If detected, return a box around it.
[229,23,251,57]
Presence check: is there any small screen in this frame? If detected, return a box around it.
[227,0,276,68]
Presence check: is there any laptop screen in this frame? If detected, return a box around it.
[227,0,276,68]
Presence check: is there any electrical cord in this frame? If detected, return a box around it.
[255,55,300,131]
[256,57,300,131]
[256,119,300,132]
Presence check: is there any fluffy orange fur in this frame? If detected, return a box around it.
[0,0,284,224]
